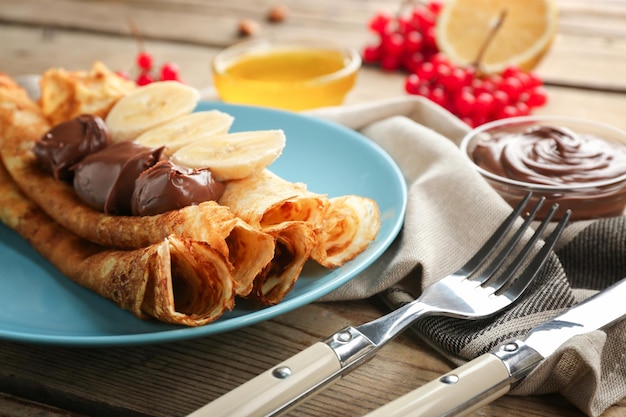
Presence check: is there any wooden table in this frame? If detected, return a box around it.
[0,1,625,416]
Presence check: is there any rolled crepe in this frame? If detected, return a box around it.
[220,170,381,282]
[219,169,329,230]
[220,170,324,303]
[310,195,381,268]
[250,221,316,304]
[0,74,273,297]
[0,160,234,326]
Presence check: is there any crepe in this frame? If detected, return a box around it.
[219,169,330,229]
[219,170,324,303]
[1,68,381,309]
[310,195,381,268]
[38,61,137,126]
[220,170,381,287]
[248,221,316,304]
[0,74,273,297]
[0,159,234,326]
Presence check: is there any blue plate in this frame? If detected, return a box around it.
[0,102,407,347]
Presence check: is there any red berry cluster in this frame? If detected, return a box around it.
[362,2,549,127]
[405,54,548,127]
[362,1,443,72]
[117,51,183,86]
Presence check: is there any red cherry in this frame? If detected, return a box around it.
[417,61,436,80]
[403,52,426,73]
[441,67,467,91]
[136,51,154,71]
[474,92,495,117]
[368,11,393,34]
[492,89,509,104]
[502,65,521,78]
[498,105,520,119]
[454,89,476,116]
[404,74,422,94]
[434,61,452,79]
[485,73,503,85]
[526,72,544,88]
[430,52,450,66]
[397,15,415,35]
[526,86,548,107]
[424,26,438,48]
[416,83,431,97]
[382,32,405,56]
[362,44,382,63]
[500,77,524,100]
[160,62,180,81]
[136,72,154,86]
[515,72,532,89]
[404,31,424,53]
[412,7,435,32]
[474,114,490,126]
[427,1,443,15]
[516,101,531,116]
[428,86,447,108]
[380,54,401,71]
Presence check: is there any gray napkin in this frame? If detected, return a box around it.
[308,96,626,417]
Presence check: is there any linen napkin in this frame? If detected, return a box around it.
[307,96,626,417]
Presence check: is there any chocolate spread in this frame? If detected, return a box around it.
[472,125,626,219]
[472,126,626,186]
[131,160,225,216]
[33,114,111,182]
[72,142,165,215]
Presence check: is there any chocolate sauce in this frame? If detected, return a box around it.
[72,142,165,215]
[472,125,626,219]
[131,160,225,216]
[33,115,111,182]
[473,126,626,186]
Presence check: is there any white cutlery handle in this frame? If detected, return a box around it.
[364,353,511,417]
[186,342,341,417]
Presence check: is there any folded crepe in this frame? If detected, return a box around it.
[248,221,316,304]
[219,169,325,303]
[0,159,234,326]
[220,170,382,300]
[0,74,273,297]
[220,169,330,230]
[310,195,381,268]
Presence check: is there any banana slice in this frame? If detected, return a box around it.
[134,110,235,155]
[171,130,286,181]
[105,81,200,143]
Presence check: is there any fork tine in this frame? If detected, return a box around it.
[485,200,557,292]
[470,196,546,285]
[455,192,533,278]
[499,208,571,301]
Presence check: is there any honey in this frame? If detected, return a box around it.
[212,42,360,111]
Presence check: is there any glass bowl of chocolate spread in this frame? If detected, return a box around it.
[460,116,626,220]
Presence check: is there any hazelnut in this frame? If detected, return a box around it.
[238,18,259,37]
[267,5,288,23]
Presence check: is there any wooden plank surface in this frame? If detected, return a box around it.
[0,25,624,130]
[0,1,625,417]
[0,300,614,417]
[1,0,626,90]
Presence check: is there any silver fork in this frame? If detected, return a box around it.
[186,194,571,417]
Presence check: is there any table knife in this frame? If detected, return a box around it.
[363,276,626,417]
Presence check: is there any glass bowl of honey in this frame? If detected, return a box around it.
[461,116,626,220]
[211,37,361,111]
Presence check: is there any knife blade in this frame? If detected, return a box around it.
[363,276,626,417]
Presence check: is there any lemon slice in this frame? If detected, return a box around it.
[435,0,558,74]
